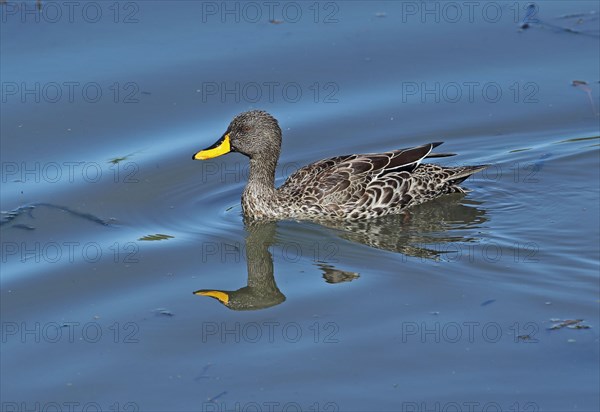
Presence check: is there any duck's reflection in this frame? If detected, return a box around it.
[318,194,487,259]
[318,263,360,284]
[194,220,285,311]
[195,194,487,310]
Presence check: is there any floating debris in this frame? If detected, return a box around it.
[571,80,598,116]
[108,150,143,164]
[108,150,140,164]
[153,308,174,317]
[481,299,496,307]
[138,234,174,241]
[557,136,599,144]
[108,156,129,165]
[518,7,599,37]
[517,334,534,341]
[207,391,227,403]
[269,19,283,24]
[548,319,590,330]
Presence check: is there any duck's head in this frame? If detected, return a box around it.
[193,110,282,161]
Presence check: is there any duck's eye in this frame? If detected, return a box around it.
[241,125,252,134]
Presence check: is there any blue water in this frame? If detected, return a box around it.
[1,1,599,411]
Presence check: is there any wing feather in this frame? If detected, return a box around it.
[279,143,444,210]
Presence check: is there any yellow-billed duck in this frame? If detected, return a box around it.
[193,110,487,220]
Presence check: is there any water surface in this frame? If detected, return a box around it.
[1,1,599,411]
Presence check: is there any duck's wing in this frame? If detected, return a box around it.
[279,142,443,203]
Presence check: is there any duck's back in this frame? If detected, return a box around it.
[277,143,487,220]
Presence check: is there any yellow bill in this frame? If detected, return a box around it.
[194,290,230,304]
[193,134,231,160]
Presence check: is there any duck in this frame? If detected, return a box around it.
[193,110,487,220]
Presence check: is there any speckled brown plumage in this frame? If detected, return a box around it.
[194,110,487,221]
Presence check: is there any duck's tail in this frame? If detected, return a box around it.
[444,165,488,187]
[425,152,457,159]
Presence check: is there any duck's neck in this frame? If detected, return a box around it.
[242,156,278,218]
[249,156,277,188]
